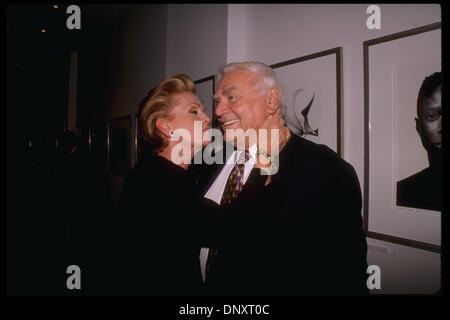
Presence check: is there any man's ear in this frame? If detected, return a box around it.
[155,119,171,138]
[266,87,281,114]
[415,117,421,136]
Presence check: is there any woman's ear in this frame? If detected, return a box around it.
[266,87,281,115]
[156,119,171,138]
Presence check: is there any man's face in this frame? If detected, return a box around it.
[416,85,442,153]
[214,69,269,145]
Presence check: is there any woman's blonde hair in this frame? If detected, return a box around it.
[140,74,195,153]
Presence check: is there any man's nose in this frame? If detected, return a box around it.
[215,99,227,118]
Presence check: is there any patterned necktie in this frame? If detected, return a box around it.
[206,150,250,280]
[221,150,250,204]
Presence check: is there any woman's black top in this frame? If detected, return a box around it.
[115,154,204,296]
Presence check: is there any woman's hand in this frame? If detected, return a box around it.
[254,109,291,170]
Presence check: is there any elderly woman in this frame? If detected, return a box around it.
[115,74,211,296]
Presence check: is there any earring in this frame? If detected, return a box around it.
[169,130,174,137]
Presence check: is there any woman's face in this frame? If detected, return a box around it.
[166,91,211,149]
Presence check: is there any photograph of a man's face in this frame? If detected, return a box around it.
[396,71,442,212]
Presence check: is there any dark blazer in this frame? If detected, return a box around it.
[115,154,204,296]
[194,133,369,296]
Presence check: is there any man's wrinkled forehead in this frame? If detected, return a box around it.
[216,69,262,95]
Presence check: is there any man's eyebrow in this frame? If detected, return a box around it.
[222,87,237,95]
[212,87,237,100]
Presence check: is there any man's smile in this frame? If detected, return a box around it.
[221,119,240,127]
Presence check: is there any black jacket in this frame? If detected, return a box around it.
[115,154,204,296]
[194,134,369,296]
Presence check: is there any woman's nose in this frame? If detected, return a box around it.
[203,114,211,127]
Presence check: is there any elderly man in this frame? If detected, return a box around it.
[195,61,368,296]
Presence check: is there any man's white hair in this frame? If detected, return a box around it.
[219,61,285,111]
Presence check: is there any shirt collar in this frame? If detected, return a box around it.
[234,143,257,164]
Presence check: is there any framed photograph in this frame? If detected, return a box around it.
[271,47,342,155]
[75,125,91,153]
[194,75,217,129]
[363,22,441,252]
[107,116,131,176]
[90,121,108,172]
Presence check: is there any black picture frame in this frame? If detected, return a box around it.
[75,125,91,153]
[107,116,131,176]
[90,121,108,173]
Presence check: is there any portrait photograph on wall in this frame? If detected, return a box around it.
[194,75,217,129]
[271,47,343,155]
[363,22,441,252]
[107,116,131,176]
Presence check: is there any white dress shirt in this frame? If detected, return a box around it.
[199,144,258,282]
